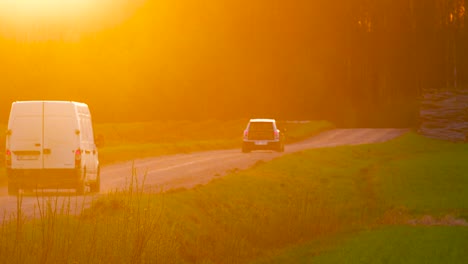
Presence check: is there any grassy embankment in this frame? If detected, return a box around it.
[0,119,334,186]
[264,226,468,264]
[1,132,467,263]
[255,133,468,264]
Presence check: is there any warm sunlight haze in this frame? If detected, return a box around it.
[0,0,145,39]
[0,0,468,263]
[1,0,91,17]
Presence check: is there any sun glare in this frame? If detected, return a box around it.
[0,0,146,39]
[0,0,94,19]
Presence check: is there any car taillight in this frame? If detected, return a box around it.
[274,130,280,139]
[5,149,11,168]
[243,130,249,139]
[75,149,82,169]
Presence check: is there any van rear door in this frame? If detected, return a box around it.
[43,102,79,169]
[8,102,43,169]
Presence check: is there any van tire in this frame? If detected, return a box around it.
[90,168,100,193]
[90,180,100,193]
[76,168,86,195]
[76,181,85,195]
[8,182,19,196]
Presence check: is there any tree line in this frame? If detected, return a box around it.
[0,0,466,127]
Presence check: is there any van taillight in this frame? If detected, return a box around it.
[243,130,249,139]
[75,149,82,169]
[5,149,11,168]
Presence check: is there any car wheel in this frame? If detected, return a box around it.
[276,142,284,152]
[242,143,251,153]
[8,182,19,196]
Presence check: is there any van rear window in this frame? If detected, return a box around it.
[249,122,274,131]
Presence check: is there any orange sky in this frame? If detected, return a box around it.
[0,0,332,121]
[2,0,419,125]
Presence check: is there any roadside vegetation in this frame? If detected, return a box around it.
[1,132,467,263]
[255,133,468,264]
[261,226,468,264]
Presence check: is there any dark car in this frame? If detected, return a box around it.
[242,119,285,153]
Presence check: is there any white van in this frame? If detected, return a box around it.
[5,101,100,195]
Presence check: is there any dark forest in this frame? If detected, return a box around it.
[0,0,466,127]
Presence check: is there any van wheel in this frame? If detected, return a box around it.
[76,168,86,195]
[76,181,85,195]
[90,168,100,193]
[8,182,19,196]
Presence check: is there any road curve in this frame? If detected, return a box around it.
[0,128,408,220]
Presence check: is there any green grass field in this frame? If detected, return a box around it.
[1,132,467,263]
[258,226,468,264]
[255,133,468,264]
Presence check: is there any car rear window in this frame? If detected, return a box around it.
[249,122,274,131]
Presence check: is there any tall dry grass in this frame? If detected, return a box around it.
[0,166,181,264]
[0,153,357,264]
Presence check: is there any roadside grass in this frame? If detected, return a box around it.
[0,153,355,263]
[254,133,468,263]
[257,226,468,264]
[2,132,467,263]
[280,120,333,142]
[377,148,468,216]
[357,133,468,218]
[0,123,5,181]
[97,139,237,165]
[94,119,247,147]
[0,181,182,264]
[315,226,468,264]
